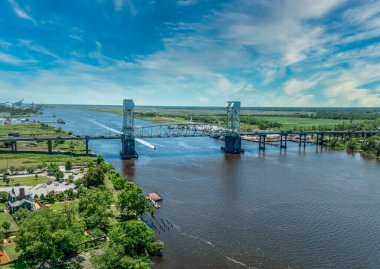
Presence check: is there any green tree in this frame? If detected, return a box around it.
[55,170,64,181]
[13,208,31,222]
[0,191,8,202]
[91,221,160,269]
[116,183,152,217]
[9,166,16,174]
[112,175,128,190]
[96,155,105,166]
[65,160,73,171]
[48,163,59,175]
[109,220,163,257]
[46,191,56,204]
[78,188,113,231]
[83,167,105,188]
[15,207,84,264]
[2,221,10,231]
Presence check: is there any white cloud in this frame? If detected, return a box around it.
[0,52,35,65]
[7,0,35,23]
[114,0,137,15]
[284,79,317,95]
[19,40,58,58]
[177,0,198,6]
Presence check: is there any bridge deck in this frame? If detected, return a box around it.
[0,130,378,143]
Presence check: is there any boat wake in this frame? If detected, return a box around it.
[86,119,121,134]
[173,225,252,268]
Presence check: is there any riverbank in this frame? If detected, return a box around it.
[59,104,378,132]
[0,118,163,268]
[0,122,96,172]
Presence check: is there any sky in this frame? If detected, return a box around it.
[0,0,380,106]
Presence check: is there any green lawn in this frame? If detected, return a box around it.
[0,153,95,170]
[48,200,79,211]
[3,244,20,260]
[0,123,57,136]
[0,176,48,187]
[250,116,364,130]
[0,203,6,211]
[0,212,18,232]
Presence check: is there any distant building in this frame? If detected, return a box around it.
[7,188,36,213]
[10,118,18,125]
[0,113,11,117]
[0,118,5,126]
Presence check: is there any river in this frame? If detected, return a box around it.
[33,107,380,269]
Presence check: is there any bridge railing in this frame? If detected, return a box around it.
[134,123,237,138]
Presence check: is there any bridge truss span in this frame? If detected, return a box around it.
[134,123,235,138]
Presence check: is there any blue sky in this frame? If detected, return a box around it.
[0,0,380,106]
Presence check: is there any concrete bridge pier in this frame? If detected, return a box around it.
[299,134,306,147]
[48,140,52,154]
[259,135,266,150]
[11,141,17,152]
[222,135,243,154]
[85,138,89,155]
[280,134,287,148]
[121,135,138,159]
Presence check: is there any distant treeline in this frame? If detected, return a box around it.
[0,106,40,116]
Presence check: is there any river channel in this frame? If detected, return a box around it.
[33,107,380,269]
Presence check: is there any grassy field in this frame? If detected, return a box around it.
[0,153,95,170]
[0,176,48,187]
[48,200,79,211]
[244,116,363,130]
[0,123,58,136]
[3,245,20,260]
[0,212,18,231]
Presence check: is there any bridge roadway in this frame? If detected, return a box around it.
[0,122,379,154]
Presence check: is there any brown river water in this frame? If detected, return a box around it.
[34,108,380,269]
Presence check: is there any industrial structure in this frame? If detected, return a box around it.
[222,101,244,154]
[120,99,138,159]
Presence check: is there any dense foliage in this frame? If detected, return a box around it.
[91,220,163,269]
[78,188,113,231]
[15,206,84,263]
[116,182,153,217]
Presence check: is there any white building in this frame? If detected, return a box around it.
[0,118,5,126]
[11,118,18,125]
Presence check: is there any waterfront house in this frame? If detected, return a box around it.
[7,188,36,213]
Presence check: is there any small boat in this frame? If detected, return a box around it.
[57,119,65,124]
[147,197,160,209]
[147,192,162,201]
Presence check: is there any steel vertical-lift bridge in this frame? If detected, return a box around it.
[1,99,379,158]
[120,99,243,159]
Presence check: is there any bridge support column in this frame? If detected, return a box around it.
[303,134,307,147]
[280,134,287,149]
[121,135,138,159]
[316,134,319,145]
[11,142,17,152]
[85,138,89,155]
[222,135,243,154]
[259,135,266,150]
[320,134,324,145]
[120,99,138,159]
[48,140,52,154]
[299,134,302,147]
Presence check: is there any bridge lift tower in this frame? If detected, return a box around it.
[222,101,244,154]
[120,99,138,159]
